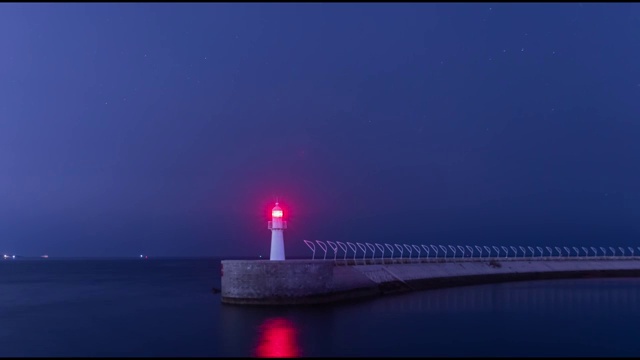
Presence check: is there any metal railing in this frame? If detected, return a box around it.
[302,240,640,265]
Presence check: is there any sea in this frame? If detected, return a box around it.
[1,258,640,357]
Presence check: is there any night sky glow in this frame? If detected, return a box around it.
[1,3,639,257]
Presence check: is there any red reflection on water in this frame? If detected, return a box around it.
[254,317,301,358]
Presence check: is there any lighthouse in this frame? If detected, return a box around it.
[268,202,287,260]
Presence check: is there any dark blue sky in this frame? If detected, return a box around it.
[1,3,639,257]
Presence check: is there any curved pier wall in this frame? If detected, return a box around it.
[220,258,640,305]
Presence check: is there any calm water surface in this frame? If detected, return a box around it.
[1,258,639,357]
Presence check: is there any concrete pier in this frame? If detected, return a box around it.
[220,257,640,305]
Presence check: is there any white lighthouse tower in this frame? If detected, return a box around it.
[268,202,287,260]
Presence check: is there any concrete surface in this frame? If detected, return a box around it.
[220,257,640,305]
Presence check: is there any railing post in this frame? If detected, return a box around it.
[510,246,518,258]
[375,243,385,264]
[395,244,405,263]
[303,240,316,260]
[422,245,431,260]
[404,244,413,261]
[457,245,465,258]
[347,242,357,264]
[366,243,376,263]
[316,240,328,260]
[337,242,348,262]
[439,245,447,259]
[357,243,367,264]
[385,244,395,262]
[492,246,500,259]
[413,245,421,262]
[327,241,338,262]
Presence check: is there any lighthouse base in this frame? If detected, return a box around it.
[269,230,285,260]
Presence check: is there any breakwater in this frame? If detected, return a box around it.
[220,258,640,305]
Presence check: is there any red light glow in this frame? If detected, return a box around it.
[272,209,283,218]
[254,318,300,358]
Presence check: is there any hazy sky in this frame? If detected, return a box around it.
[1,3,639,257]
